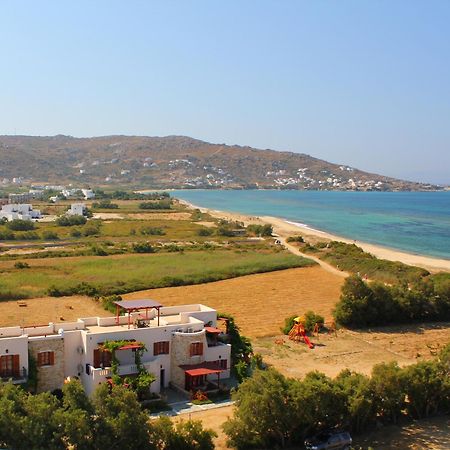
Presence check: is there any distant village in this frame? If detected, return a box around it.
[0,184,94,221]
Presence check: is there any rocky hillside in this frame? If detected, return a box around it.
[0,135,440,191]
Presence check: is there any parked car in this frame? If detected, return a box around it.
[304,431,352,450]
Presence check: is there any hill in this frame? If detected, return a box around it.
[0,135,440,191]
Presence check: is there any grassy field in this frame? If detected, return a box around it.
[0,249,314,299]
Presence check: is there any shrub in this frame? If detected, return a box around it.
[281,315,297,335]
[92,200,119,209]
[140,226,165,236]
[132,242,155,253]
[0,230,16,240]
[334,275,450,328]
[246,224,273,237]
[70,228,82,237]
[14,261,30,269]
[90,245,108,256]
[197,227,213,236]
[83,223,101,236]
[304,311,325,332]
[19,231,40,240]
[6,219,35,231]
[286,235,304,243]
[138,200,171,210]
[56,215,87,226]
[42,230,59,240]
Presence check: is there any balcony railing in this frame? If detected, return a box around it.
[0,368,28,383]
[88,361,155,382]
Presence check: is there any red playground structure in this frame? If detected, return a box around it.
[288,317,314,349]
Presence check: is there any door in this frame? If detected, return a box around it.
[0,355,19,378]
[160,368,165,390]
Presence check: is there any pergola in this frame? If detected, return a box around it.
[114,299,163,329]
[180,361,225,391]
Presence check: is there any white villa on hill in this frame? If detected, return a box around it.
[0,204,41,221]
[0,301,231,396]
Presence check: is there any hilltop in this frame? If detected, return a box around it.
[0,135,440,191]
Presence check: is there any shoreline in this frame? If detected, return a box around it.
[179,199,450,273]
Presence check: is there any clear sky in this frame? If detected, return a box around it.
[1,1,449,184]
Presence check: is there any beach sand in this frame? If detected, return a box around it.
[181,200,450,273]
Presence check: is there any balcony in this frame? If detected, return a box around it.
[0,368,28,384]
[89,360,156,383]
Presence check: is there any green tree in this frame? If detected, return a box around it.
[223,369,295,448]
[149,416,216,450]
[335,369,374,432]
[370,362,405,424]
[92,384,151,450]
[401,360,449,419]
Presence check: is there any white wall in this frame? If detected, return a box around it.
[0,335,29,374]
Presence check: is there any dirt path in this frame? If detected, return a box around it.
[278,236,348,278]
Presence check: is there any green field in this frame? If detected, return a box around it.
[0,249,314,299]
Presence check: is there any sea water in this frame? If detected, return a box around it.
[172,190,450,260]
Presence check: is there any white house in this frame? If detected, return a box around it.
[67,203,87,216]
[81,189,95,200]
[0,302,231,396]
[0,204,41,221]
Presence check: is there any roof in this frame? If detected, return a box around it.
[180,361,224,373]
[205,326,222,334]
[118,344,143,350]
[185,368,222,376]
[114,299,163,310]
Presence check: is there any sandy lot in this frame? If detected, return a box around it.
[254,322,450,379]
[124,266,344,338]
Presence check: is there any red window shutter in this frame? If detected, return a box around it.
[37,352,43,367]
[153,342,158,355]
[13,355,20,377]
[93,349,100,368]
[164,342,169,354]
[189,343,194,357]
[49,352,55,366]
[199,342,204,355]
[103,350,112,367]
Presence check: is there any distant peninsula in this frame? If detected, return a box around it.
[0,135,443,191]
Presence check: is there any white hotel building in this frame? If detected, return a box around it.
[0,300,231,396]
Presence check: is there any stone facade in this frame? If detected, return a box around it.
[170,331,207,389]
[29,337,65,393]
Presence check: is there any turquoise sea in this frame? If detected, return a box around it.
[172,190,450,260]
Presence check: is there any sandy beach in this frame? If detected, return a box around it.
[181,200,450,273]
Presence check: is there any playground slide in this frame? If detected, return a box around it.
[302,334,314,349]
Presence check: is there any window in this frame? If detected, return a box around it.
[153,341,170,355]
[219,359,227,370]
[37,351,54,367]
[190,342,203,356]
[0,355,19,378]
[93,349,112,368]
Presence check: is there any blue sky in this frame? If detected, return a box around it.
[1,1,449,184]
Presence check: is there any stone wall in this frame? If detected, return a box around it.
[29,337,65,393]
[170,332,207,389]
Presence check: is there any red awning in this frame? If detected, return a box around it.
[185,368,221,376]
[118,344,143,350]
[205,326,222,334]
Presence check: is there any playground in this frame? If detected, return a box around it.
[253,321,450,379]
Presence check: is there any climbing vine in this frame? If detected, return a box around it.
[100,339,155,399]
